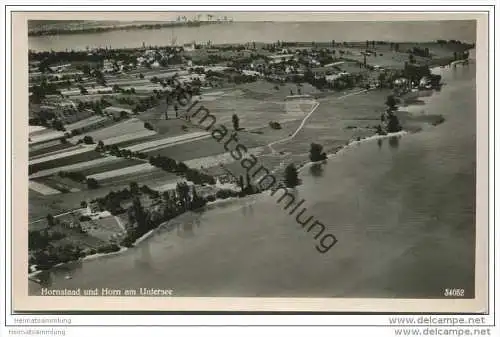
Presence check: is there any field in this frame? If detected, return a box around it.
[29,149,104,173]
[65,115,109,131]
[184,147,265,170]
[29,130,65,144]
[81,216,126,243]
[34,176,83,193]
[124,131,210,152]
[77,158,145,177]
[87,163,158,181]
[94,129,157,146]
[75,118,147,142]
[29,142,74,158]
[29,180,62,195]
[29,156,120,179]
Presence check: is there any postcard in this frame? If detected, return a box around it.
[10,10,489,313]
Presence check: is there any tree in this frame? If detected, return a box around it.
[386,111,402,133]
[129,181,139,195]
[176,181,190,209]
[232,114,240,130]
[82,135,94,144]
[95,140,105,152]
[80,201,88,208]
[52,119,65,131]
[375,124,387,135]
[130,197,147,230]
[238,175,245,190]
[86,178,100,189]
[284,164,299,188]
[46,214,56,227]
[385,95,397,111]
[309,143,327,162]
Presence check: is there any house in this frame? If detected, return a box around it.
[49,63,71,73]
[183,42,196,52]
[268,54,298,64]
[325,72,350,83]
[311,67,337,77]
[103,59,114,73]
[251,57,267,68]
[242,70,261,77]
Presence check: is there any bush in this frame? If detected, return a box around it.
[86,178,100,189]
[96,244,121,254]
[284,163,300,188]
[269,121,282,130]
[120,235,136,248]
[386,113,402,133]
[309,143,327,162]
[82,135,94,144]
[215,189,238,200]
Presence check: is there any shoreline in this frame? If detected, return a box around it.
[297,130,408,173]
[28,21,219,37]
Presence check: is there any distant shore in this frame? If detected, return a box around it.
[28,21,224,37]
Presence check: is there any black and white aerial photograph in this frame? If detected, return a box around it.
[24,13,481,306]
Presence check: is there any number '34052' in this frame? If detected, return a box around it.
[444,288,465,297]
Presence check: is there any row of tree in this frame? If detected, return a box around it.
[95,141,148,160]
[120,182,209,247]
[148,154,217,185]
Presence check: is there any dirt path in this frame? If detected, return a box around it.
[266,89,368,153]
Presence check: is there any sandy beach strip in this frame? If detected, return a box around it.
[86,162,157,181]
[29,180,62,195]
[28,146,95,166]
[124,131,210,152]
[29,156,122,179]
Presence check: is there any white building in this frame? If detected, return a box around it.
[268,54,298,65]
[183,42,196,52]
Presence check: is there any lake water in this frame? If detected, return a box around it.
[29,57,477,298]
[28,21,476,52]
